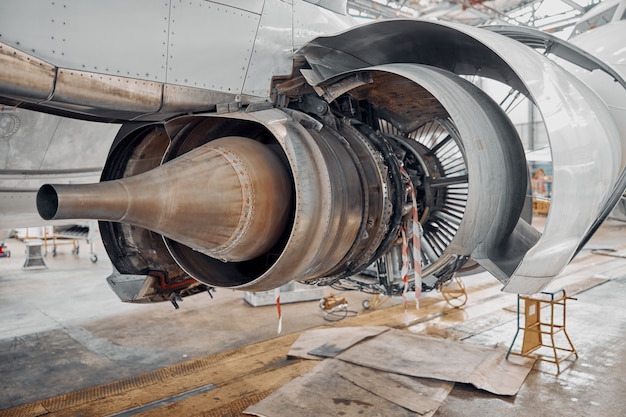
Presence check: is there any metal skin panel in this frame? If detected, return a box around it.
[303,0,348,15]
[0,0,169,81]
[293,0,355,49]
[0,0,355,121]
[561,23,626,256]
[297,20,622,294]
[0,0,298,118]
[567,21,626,170]
[243,0,294,97]
[456,25,622,293]
[489,23,626,258]
[53,69,163,113]
[168,1,260,93]
[209,0,265,15]
[0,43,55,100]
[235,0,355,98]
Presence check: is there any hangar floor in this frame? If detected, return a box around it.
[0,219,625,416]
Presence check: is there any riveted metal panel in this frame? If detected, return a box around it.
[0,43,55,100]
[0,1,58,60]
[243,0,293,97]
[0,0,169,81]
[208,0,265,14]
[168,0,260,93]
[53,69,163,112]
[293,0,354,49]
[303,0,348,15]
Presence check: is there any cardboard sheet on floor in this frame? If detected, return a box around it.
[287,326,390,360]
[337,360,453,414]
[337,329,535,395]
[244,359,453,417]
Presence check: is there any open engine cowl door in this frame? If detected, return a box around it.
[298,20,623,294]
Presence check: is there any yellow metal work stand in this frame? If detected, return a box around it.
[507,289,578,374]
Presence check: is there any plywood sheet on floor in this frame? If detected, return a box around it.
[288,326,390,360]
[337,329,535,395]
[244,359,452,417]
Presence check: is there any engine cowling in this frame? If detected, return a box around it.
[38,63,531,300]
[32,19,626,302]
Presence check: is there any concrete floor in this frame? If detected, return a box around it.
[438,276,626,417]
[0,233,381,411]
[1,220,626,416]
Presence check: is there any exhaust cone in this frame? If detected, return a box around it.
[37,136,292,262]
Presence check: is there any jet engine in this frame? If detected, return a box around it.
[38,61,531,302]
[1,2,624,303]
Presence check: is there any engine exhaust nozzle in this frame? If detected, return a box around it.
[37,136,292,262]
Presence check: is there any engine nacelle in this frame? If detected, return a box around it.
[37,63,531,301]
[1,8,619,301]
